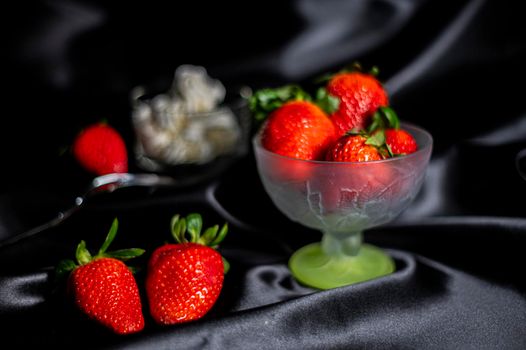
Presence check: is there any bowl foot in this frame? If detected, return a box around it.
[289,242,394,290]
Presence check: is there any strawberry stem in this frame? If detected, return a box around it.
[98,218,119,256]
[55,259,77,281]
[169,213,230,274]
[210,223,228,247]
[200,225,219,245]
[222,257,230,274]
[381,107,400,129]
[365,130,386,147]
[315,87,340,115]
[70,218,144,268]
[315,61,380,84]
[56,218,144,282]
[170,213,228,248]
[368,106,401,133]
[76,240,92,265]
[105,249,146,261]
[186,213,203,243]
[249,85,311,122]
[171,214,187,243]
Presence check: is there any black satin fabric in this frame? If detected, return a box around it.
[0,183,525,349]
[2,0,526,348]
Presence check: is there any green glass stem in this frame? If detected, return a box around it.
[289,231,395,290]
[321,231,363,257]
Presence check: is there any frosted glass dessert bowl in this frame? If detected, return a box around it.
[253,123,433,289]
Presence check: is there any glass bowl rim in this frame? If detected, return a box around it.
[252,122,433,165]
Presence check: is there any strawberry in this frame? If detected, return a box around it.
[327,68,388,135]
[73,122,128,175]
[56,218,145,334]
[385,129,417,155]
[146,213,228,325]
[324,134,384,162]
[261,100,337,160]
[367,106,418,156]
[250,85,337,161]
[321,129,391,212]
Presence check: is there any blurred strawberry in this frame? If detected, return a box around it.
[73,122,128,175]
[368,106,418,156]
[322,131,389,212]
[250,85,338,183]
[317,106,419,212]
[326,65,388,135]
[324,134,385,162]
[261,100,337,160]
[250,85,337,161]
[385,129,417,155]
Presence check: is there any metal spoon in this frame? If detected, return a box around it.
[0,173,176,247]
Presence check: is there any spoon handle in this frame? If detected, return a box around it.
[0,173,176,247]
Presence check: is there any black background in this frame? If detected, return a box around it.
[3,0,526,214]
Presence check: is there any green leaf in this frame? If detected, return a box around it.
[186,213,203,243]
[349,61,363,72]
[368,110,386,133]
[313,72,336,84]
[98,218,118,256]
[127,266,140,275]
[314,62,380,86]
[210,223,228,247]
[365,131,386,148]
[380,107,400,129]
[105,248,145,260]
[199,225,219,246]
[171,215,187,243]
[169,213,229,248]
[367,107,401,134]
[222,257,230,275]
[386,143,394,157]
[315,87,340,115]
[249,85,311,122]
[170,214,180,237]
[369,66,380,77]
[314,62,360,84]
[76,240,92,265]
[344,128,365,137]
[55,259,77,281]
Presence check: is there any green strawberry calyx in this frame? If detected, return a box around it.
[314,87,340,115]
[170,213,230,273]
[314,61,380,84]
[341,61,380,77]
[368,106,400,132]
[366,106,404,157]
[249,84,311,122]
[56,218,145,279]
[344,105,403,159]
[343,128,390,159]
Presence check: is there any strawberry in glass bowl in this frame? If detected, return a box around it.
[250,78,433,290]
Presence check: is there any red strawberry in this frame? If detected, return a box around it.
[57,219,145,334]
[385,129,417,155]
[367,106,418,156]
[321,132,391,212]
[73,122,128,175]
[314,163,393,214]
[250,85,337,161]
[325,134,384,162]
[146,213,228,325]
[261,100,337,160]
[327,70,388,135]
